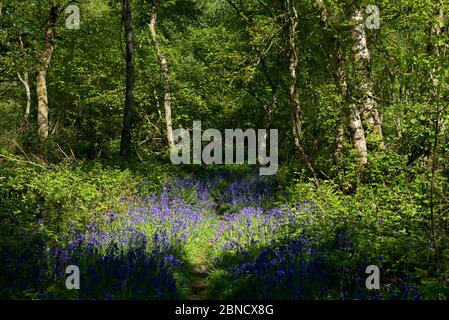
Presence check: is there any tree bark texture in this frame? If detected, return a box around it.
[119,0,136,158]
[36,3,60,139]
[149,0,175,149]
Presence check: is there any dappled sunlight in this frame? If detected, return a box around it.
[0,168,429,300]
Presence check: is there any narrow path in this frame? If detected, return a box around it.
[187,250,210,300]
[186,196,229,299]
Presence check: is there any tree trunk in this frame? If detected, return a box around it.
[36,4,60,139]
[149,0,175,149]
[18,72,31,123]
[351,6,385,151]
[284,0,319,187]
[0,0,3,17]
[15,30,31,125]
[17,33,31,125]
[119,0,136,159]
[428,5,444,56]
[427,5,444,91]
[428,4,445,258]
[314,0,368,165]
[348,104,368,164]
[333,40,347,167]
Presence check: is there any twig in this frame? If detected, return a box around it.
[57,143,69,159]
[0,153,46,169]
[8,139,31,162]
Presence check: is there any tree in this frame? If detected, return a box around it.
[427,2,446,254]
[17,32,31,124]
[283,0,319,186]
[314,0,368,165]
[149,0,175,149]
[36,3,61,139]
[350,3,385,151]
[119,0,136,159]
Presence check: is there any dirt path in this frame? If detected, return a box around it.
[186,203,229,300]
[187,250,210,300]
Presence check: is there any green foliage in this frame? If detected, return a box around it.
[1,0,449,300]
[0,157,171,243]
[283,162,449,299]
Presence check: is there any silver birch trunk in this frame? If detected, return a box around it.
[314,0,368,165]
[36,4,60,139]
[285,0,319,187]
[18,72,31,123]
[149,0,175,149]
[351,7,385,151]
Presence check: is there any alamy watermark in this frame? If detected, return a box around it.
[65,4,80,30]
[366,5,380,30]
[365,265,380,290]
[170,121,278,176]
[65,265,80,290]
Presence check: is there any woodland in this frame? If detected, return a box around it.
[0,0,448,299]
